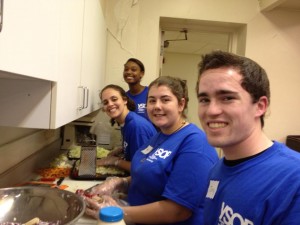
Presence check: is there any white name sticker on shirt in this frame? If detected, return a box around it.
[141,145,153,154]
[206,180,219,199]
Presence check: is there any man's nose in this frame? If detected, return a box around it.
[206,101,222,115]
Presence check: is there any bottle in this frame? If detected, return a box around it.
[98,206,126,225]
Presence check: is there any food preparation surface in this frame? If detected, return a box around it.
[71,159,128,180]
[63,178,101,225]
[25,150,117,224]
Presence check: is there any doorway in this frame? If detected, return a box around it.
[159,17,247,128]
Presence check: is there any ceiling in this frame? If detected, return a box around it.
[161,0,300,56]
[160,18,243,55]
[269,0,300,10]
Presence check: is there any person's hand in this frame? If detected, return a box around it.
[108,147,123,157]
[97,156,120,167]
[84,195,121,219]
[88,177,124,196]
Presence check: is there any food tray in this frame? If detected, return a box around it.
[67,146,110,160]
[70,160,128,180]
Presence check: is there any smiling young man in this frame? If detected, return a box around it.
[196,51,300,224]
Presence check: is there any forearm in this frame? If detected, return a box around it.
[115,159,131,172]
[118,176,130,193]
[97,156,131,172]
[122,200,192,224]
[108,147,123,156]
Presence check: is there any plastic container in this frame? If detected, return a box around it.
[98,206,126,225]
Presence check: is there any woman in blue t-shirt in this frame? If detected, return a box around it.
[84,76,218,225]
[123,58,149,121]
[97,84,157,172]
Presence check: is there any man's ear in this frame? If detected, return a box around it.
[256,96,269,117]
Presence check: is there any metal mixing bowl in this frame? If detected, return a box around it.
[0,186,85,224]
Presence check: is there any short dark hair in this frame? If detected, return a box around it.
[125,58,145,72]
[149,76,189,118]
[196,51,270,127]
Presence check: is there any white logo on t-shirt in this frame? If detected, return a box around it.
[219,202,254,225]
[137,103,146,113]
[145,148,172,162]
[154,148,172,159]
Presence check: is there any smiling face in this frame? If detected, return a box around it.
[197,67,267,152]
[147,85,185,134]
[100,88,128,124]
[123,61,144,85]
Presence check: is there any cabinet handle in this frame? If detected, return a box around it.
[0,0,3,32]
[82,86,87,109]
[78,86,84,110]
[78,86,89,110]
[84,87,89,109]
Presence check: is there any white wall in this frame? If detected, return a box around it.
[246,9,300,141]
[162,52,202,128]
[103,0,300,142]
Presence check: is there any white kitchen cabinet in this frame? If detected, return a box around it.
[0,76,52,128]
[51,0,107,128]
[81,0,107,112]
[0,0,60,81]
[0,0,107,129]
[50,0,85,128]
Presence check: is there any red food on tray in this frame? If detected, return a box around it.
[36,168,71,178]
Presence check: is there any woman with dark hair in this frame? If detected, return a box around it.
[98,84,157,172]
[123,58,149,120]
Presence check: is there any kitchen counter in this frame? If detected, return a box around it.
[9,146,122,224]
[62,178,102,225]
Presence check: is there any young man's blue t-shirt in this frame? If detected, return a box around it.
[204,141,300,225]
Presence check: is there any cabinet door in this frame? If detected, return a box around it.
[80,0,107,114]
[50,0,85,128]
[0,0,107,129]
[0,0,59,81]
[51,0,107,128]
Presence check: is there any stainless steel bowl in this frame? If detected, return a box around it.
[0,186,85,224]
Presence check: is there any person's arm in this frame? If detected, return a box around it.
[97,156,131,172]
[85,196,192,223]
[123,199,192,224]
[108,147,124,157]
[114,158,131,172]
[90,176,130,196]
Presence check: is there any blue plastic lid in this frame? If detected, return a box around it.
[99,206,124,222]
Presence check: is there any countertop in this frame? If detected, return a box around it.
[62,178,102,225]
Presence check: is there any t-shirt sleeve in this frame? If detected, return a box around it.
[127,122,156,160]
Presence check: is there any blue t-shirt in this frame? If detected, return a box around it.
[129,123,219,225]
[126,87,149,120]
[121,111,156,161]
[204,141,300,225]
